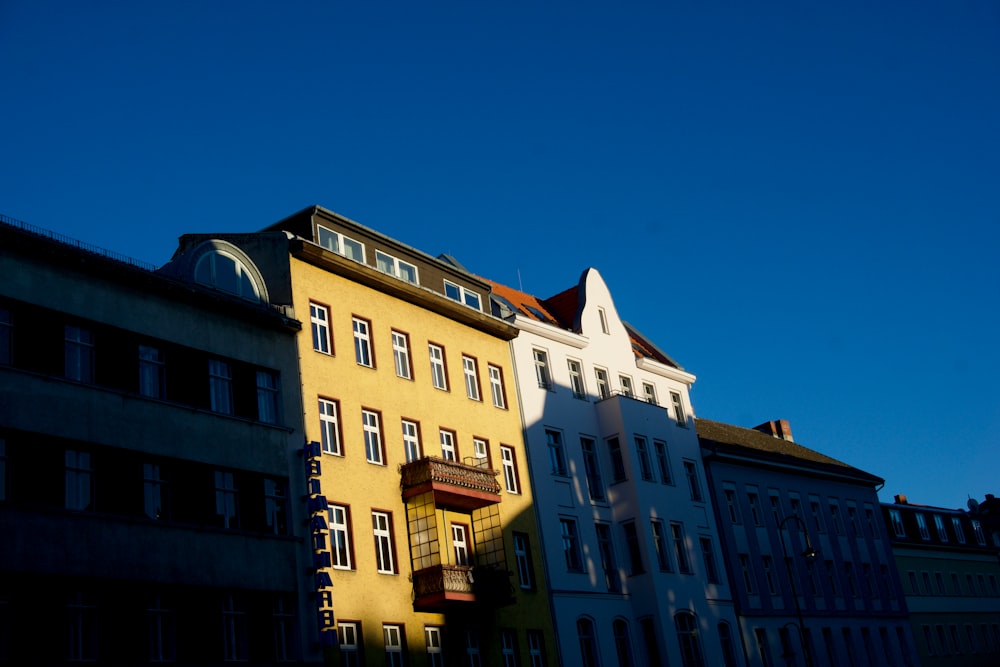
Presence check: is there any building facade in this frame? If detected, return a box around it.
[485,268,741,666]
[165,206,556,666]
[883,494,1000,666]
[0,216,320,664]
[699,419,917,667]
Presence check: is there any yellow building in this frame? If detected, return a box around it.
[171,206,556,666]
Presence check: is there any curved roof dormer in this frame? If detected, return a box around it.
[184,239,269,304]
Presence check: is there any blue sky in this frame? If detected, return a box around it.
[2,1,998,509]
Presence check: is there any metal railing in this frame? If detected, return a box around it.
[1,213,157,272]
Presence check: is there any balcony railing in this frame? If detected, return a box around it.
[411,564,514,611]
[400,457,501,511]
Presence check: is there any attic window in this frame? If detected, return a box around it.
[598,307,609,334]
[195,251,260,302]
[443,280,482,311]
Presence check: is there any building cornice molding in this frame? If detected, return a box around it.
[510,314,589,348]
[636,356,696,385]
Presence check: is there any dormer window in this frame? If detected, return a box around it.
[375,250,418,284]
[194,251,260,302]
[317,225,365,263]
[443,280,482,311]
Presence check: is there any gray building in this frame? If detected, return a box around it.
[699,418,917,667]
[0,216,320,664]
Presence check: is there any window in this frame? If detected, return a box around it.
[319,398,342,455]
[634,436,654,481]
[654,440,672,484]
[353,317,373,367]
[310,302,331,354]
[463,355,481,400]
[264,478,287,535]
[890,509,905,537]
[533,349,551,389]
[194,250,260,302]
[675,613,704,667]
[66,590,98,662]
[472,438,489,467]
[513,532,535,590]
[669,391,686,425]
[598,307,609,334]
[428,344,448,390]
[595,523,620,591]
[829,501,844,534]
[488,365,506,408]
[64,325,94,382]
[452,523,470,566]
[208,359,233,414]
[671,522,692,574]
[138,344,165,398]
[568,359,586,398]
[439,430,457,461]
[65,449,94,511]
[845,562,858,597]
[143,462,168,520]
[619,374,634,397]
[739,554,755,593]
[339,622,361,667]
[952,517,965,543]
[0,307,11,365]
[580,437,605,501]
[762,556,777,595]
[747,489,763,525]
[934,514,948,541]
[317,225,365,262]
[608,437,626,482]
[724,486,742,524]
[824,560,839,595]
[372,511,396,574]
[577,618,599,667]
[362,410,384,465]
[384,624,404,667]
[560,518,584,572]
[718,622,739,667]
[443,280,482,310]
[810,497,824,533]
[330,504,353,569]
[916,513,930,540]
[623,521,645,575]
[683,461,702,501]
[651,520,672,572]
[700,538,719,583]
[848,505,862,536]
[214,470,239,528]
[147,593,176,663]
[594,368,610,399]
[256,370,279,424]
[527,631,546,667]
[972,519,986,545]
[613,619,634,667]
[425,627,443,667]
[376,250,418,283]
[501,446,520,494]
[465,630,482,667]
[501,629,520,667]
[546,429,566,476]
[402,420,421,463]
[392,331,412,379]
[864,505,878,537]
[640,618,662,667]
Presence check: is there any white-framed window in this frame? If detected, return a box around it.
[545,429,566,476]
[607,437,626,482]
[264,478,287,535]
[619,374,634,398]
[635,436,654,481]
[384,624,404,667]
[739,554,755,593]
[319,398,342,455]
[463,355,481,400]
[513,532,534,589]
[488,364,506,408]
[362,409,384,465]
[208,359,233,414]
[329,504,353,570]
[580,437,604,501]
[65,449,94,511]
[256,370,279,424]
[560,517,584,572]
[501,445,520,494]
[146,593,176,663]
[594,367,610,399]
[595,523,620,591]
[567,359,586,398]
[670,391,686,424]
[952,517,965,543]
[501,629,519,667]
[597,307,609,334]
[654,440,672,485]
[440,429,457,461]
[143,462,167,520]
[214,470,238,529]
[916,512,930,540]
[724,485,741,524]
[443,279,482,310]
[310,302,331,354]
[762,555,778,594]
[65,590,98,662]
[392,331,412,379]
[683,460,702,501]
[65,324,94,382]
[317,225,365,262]
[700,537,720,583]
[429,343,448,390]
[376,249,418,283]
[671,521,692,574]
[652,519,671,571]
[372,511,396,574]
[747,489,763,525]
[353,317,373,367]
[138,344,165,399]
[642,381,657,405]
[472,437,489,466]
[527,631,545,667]
[466,630,482,667]
[339,622,360,667]
[425,626,444,667]
[194,250,260,302]
[623,521,644,575]
[533,349,551,389]
[402,420,421,462]
[890,509,906,537]
[934,514,948,541]
[972,519,986,545]
[452,523,470,566]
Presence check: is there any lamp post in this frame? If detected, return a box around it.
[778,514,817,667]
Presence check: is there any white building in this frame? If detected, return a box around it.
[486,268,742,667]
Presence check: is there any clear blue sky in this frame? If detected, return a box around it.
[2,1,998,509]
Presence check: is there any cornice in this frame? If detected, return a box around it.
[510,314,588,348]
[636,356,696,385]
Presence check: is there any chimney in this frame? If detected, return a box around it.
[753,419,794,442]
[894,494,908,505]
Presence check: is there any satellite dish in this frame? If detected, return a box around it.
[968,498,980,512]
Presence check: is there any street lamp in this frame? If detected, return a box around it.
[778,514,817,667]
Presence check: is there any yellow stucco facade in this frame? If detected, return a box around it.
[290,250,556,666]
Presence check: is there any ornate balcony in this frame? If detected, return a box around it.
[400,457,501,511]
[411,564,514,611]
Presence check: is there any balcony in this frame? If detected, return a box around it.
[411,564,514,612]
[400,457,501,511]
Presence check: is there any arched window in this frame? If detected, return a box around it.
[613,619,634,667]
[194,250,261,302]
[675,612,704,667]
[577,617,601,667]
[718,621,738,667]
